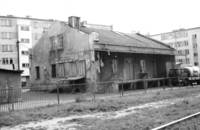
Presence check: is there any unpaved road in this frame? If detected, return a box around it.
[2,93,200,130]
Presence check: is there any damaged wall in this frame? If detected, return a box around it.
[94,51,175,92]
[30,22,98,91]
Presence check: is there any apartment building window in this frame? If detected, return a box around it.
[192,34,197,39]
[2,45,14,52]
[35,66,40,80]
[51,64,56,78]
[21,38,30,43]
[22,63,29,68]
[2,58,13,64]
[186,58,190,64]
[21,51,29,55]
[58,34,64,49]
[50,36,56,50]
[184,41,188,46]
[194,53,198,57]
[10,59,13,64]
[21,26,30,31]
[177,50,182,55]
[0,19,12,26]
[185,49,189,55]
[1,32,16,39]
[194,62,199,66]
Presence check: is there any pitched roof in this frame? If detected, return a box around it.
[80,27,173,50]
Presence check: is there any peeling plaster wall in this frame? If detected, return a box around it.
[30,22,95,90]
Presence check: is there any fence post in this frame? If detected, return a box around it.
[157,80,160,88]
[121,81,124,96]
[144,80,147,93]
[162,79,165,90]
[11,88,14,111]
[91,81,96,102]
[56,84,60,105]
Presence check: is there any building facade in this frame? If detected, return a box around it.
[30,16,175,92]
[151,28,200,68]
[0,15,54,86]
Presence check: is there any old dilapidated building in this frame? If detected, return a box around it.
[30,16,175,92]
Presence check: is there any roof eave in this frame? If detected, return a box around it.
[93,43,175,55]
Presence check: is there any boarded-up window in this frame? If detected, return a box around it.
[58,34,64,49]
[64,60,85,77]
[112,59,118,73]
[51,64,56,78]
[35,66,40,80]
[140,60,146,73]
[50,36,56,50]
[58,63,65,77]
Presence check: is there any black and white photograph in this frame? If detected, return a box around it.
[0,0,200,129]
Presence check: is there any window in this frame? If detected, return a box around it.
[112,59,118,73]
[1,32,16,39]
[186,58,190,64]
[194,53,198,57]
[140,60,146,73]
[21,51,29,55]
[0,19,12,26]
[194,62,199,66]
[184,41,188,46]
[50,36,56,50]
[22,63,29,68]
[58,63,65,77]
[10,59,13,64]
[2,45,14,52]
[192,34,197,39]
[21,26,29,31]
[51,64,56,78]
[193,43,197,49]
[58,34,64,49]
[21,38,30,43]
[2,58,13,64]
[185,49,189,55]
[35,66,40,80]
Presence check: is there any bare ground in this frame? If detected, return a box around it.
[1,86,200,130]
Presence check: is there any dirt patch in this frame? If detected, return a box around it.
[1,86,200,129]
[2,95,200,130]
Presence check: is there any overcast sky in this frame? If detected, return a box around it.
[1,0,200,35]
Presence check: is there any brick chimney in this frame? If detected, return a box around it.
[68,16,80,29]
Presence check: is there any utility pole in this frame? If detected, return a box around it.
[16,40,20,70]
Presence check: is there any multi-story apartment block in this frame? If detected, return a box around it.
[151,28,200,68]
[0,15,55,86]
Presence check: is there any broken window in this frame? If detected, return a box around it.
[35,66,40,80]
[51,64,56,78]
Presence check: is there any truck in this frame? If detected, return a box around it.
[168,66,200,86]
